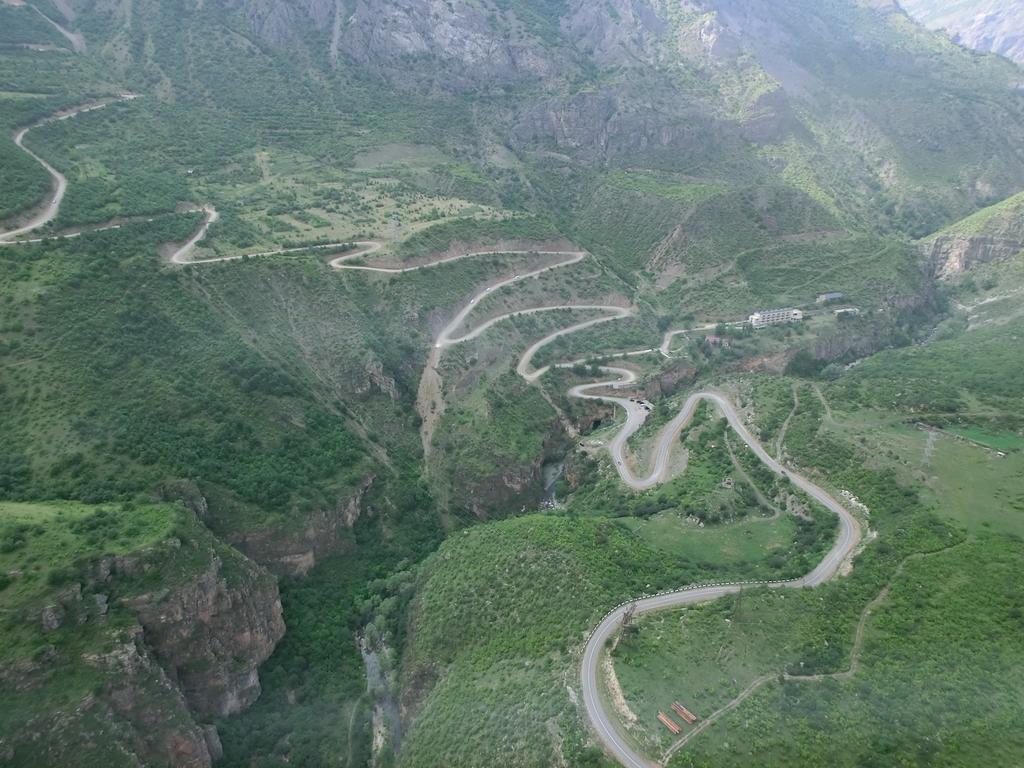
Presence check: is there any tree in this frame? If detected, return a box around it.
[621,603,638,636]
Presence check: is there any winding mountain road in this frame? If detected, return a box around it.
[578,390,860,768]
[181,237,862,766]
[0,95,137,242]
[4,105,863,766]
[321,246,861,767]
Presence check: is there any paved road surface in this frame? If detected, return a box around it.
[2,125,861,765]
[0,96,137,242]
[577,391,860,767]
[329,245,861,768]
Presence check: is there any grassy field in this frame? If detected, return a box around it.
[604,171,730,205]
[830,314,1024,423]
[0,500,178,658]
[924,438,1024,537]
[768,398,1024,539]
[944,425,1024,452]
[663,536,1024,767]
[397,515,728,768]
[615,513,798,569]
[928,189,1024,239]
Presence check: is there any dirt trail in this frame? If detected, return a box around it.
[811,383,834,424]
[725,435,781,518]
[660,673,775,760]
[30,3,85,52]
[659,542,962,764]
[0,95,137,241]
[922,429,938,466]
[774,383,800,459]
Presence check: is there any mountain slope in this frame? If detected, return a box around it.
[0,500,284,768]
[900,0,1024,65]
[2,0,1024,765]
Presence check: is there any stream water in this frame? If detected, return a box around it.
[359,635,402,754]
[541,460,564,508]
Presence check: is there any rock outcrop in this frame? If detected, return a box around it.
[561,0,666,66]
[642,362,698,400]
[926,235,1023,278]
[122,547,286,717]
[229,474,375,575]
[338,0,562,90]
[900,0,1024,66]
[4,623,217,767]
[233,0,564,88]
[511,85,730,161]
[88,625,217,768]
[1,508,286,766]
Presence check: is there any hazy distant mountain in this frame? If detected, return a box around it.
[900,0,1024,65]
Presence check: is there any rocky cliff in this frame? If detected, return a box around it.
[900,0,1024,66]
[922,189,1024,277]
[3,622,220,767]
[926,235,1023,278]
[227,475,375,576]
[338,0,563,90]
[226,0,567,88]
[121,542,285,717]
[0,502,285,767]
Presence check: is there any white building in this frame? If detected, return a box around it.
[748,308,803,329]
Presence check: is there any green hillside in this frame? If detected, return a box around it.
[0,0,1023,765]
[0,499,283,767]
[929,189,1024,240]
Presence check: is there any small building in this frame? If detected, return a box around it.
[703,334,732,348]
[834,307,860,317]
[748,308,803,329]
[816,291,844,305]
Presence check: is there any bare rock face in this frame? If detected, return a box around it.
[900,0,1024,66]
[511,85,727,161]
[122,550,286,718]
[466,458,545,520]
[356,358,400,400]
[0,623,216,766]
[228,0,682,90]
[237,0,336,45]
[202,725,224,762]
[88,626,215,768]
[926,235,1023,278]
[230,474,374,575]
[4,517,286,766]
[337,0,561,89]
[575,402,617,435]
[643,363,697,400]
[228,0,569,88]
[561,0,666,66]
[40,604,65,632]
